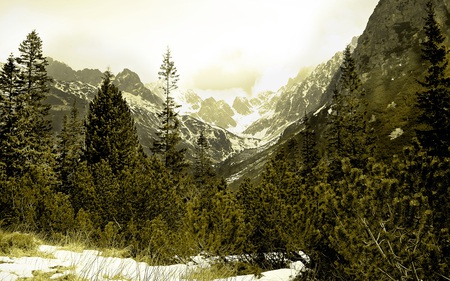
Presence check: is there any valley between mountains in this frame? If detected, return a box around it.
[45,36,349,185]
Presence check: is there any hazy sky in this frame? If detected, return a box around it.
[0,0,379,98]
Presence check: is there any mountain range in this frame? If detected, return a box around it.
[44,45,345,183]
[43,0,450,185]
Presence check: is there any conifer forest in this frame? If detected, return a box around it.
[0,1,449,280]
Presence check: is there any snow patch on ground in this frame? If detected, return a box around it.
[0,245,305,281]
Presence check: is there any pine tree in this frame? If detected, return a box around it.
[326,46,373,169]
[153,48,187,173]
[193,129,216,185]
[84,71,145,174]
[0,31,62,230]
[327,146,450,280]
[236,149,300,269]
[299,113,319,176]
[0,54,24,176]
[0,31,54,177]
[416,1,450,156]
[56,100,84,195]
[15,30,54,173]
[184,187,247,257]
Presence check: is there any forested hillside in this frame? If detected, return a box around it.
[0,0,450,280]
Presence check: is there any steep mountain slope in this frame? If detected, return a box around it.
[352,0,450,157]
[242,37,358,143]
[220,0,450,184]
[217,46,349,184]
[47,58,103,85]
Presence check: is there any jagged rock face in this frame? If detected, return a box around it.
[242,49,344,141]
[232,96,252,115]
[45,61,258,164]
[47,58,103,85]
[355,0,450,92]
[183,90,203,111]
[356,0,450,76]
[352,0,450,155]
[196,97,237,128]
[250,91,280,114]
[115,68,162,105]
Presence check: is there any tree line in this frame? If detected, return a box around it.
[238,2,449,280]
[0,1,449,280]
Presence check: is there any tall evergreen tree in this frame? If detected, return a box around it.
[84,71,145,174]
[299,113,319,176]
[0,54,23,222]
[56,100,84,195]
[0,54,24,175]
[416,1,450,156]
[153,48,186,173]
[326,46,373,169]
[16,30,54,171]
[0,31,55,177]
[193,129,216,186]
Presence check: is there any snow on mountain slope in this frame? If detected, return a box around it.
[46,62,259,164]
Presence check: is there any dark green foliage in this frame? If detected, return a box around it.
[236,151,300,269]
[193,129,216,186]
[299,113,319,176]
[324,144,450,280]
[56,100,84,196]
[153,48,187,173]
[15,30,54,174]
[416,1,450,156]
[184,185,247,257]
[0,54,23,220]
[326,46,374,170]
[0,31,54,178]
[0,31,60,231]
[85,71,145,174]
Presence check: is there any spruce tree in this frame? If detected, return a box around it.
[299,113,319,176]
[416,1,450,156]
[0,54,23,221]
[84,71,145,174]
[326,46,373,169]
[153,48,187,173]
[0,54,24,176]
[0,31,55,177]
[16,30,54,173]
[193,129,216,185]
[56,100,84,195]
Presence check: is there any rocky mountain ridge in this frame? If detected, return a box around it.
[43,0,450,183]
[44,31,359,182]
[46,63,260,165]
[218,0,450,183]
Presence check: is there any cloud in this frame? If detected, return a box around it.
[191,50,260,94]
[0,0,380,98]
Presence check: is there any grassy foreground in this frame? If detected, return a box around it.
[0,228,259,281]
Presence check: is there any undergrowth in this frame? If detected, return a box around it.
[0,229,47,258]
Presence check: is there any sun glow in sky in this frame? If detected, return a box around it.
[0,0,379,98]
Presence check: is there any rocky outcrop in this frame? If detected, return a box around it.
[114,68,162,105]
[351,0,450,154]
[232,96,252,115]
[196,97,236,128]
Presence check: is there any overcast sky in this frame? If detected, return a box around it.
[0,0,379,98]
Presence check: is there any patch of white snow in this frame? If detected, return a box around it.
[389,128,404,140]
